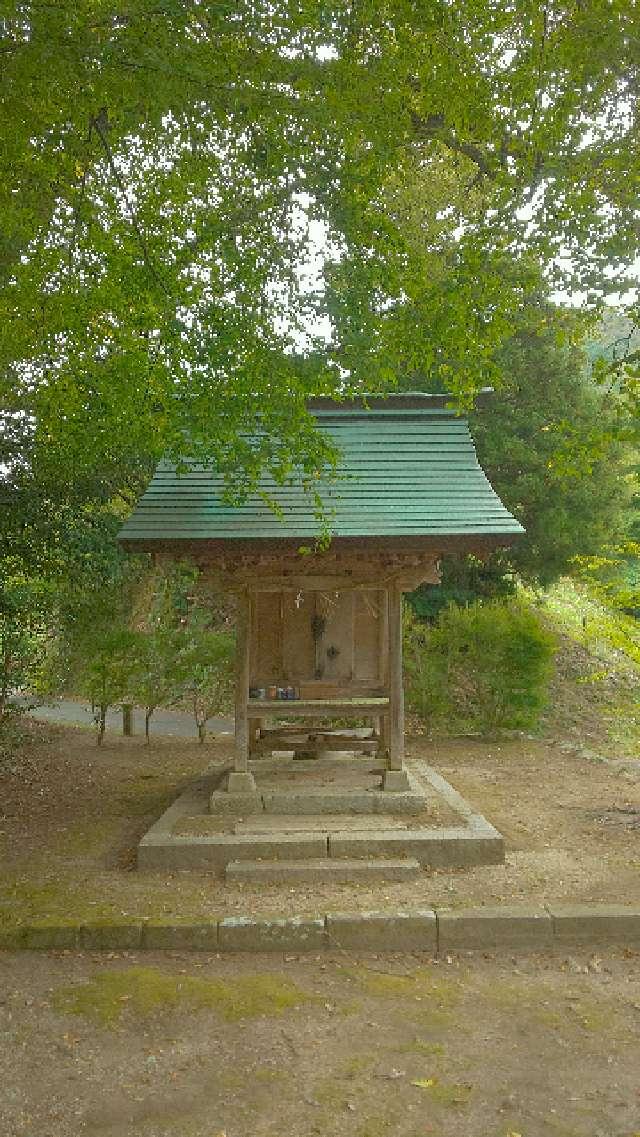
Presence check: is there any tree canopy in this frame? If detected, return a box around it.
[3,0,640,524]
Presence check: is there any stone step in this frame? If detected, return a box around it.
[234,814,409,834]
[225,856,422,885]
[259,789,425,815]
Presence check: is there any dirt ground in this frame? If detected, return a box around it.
[1,705,640,927]
[2,945,640,1137]
[2,629,640,1136]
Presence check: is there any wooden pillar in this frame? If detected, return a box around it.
[382,583,410,790]
[387,583,404,769]
[234,590,250,771]
[378,713,390,759]
[227,589,257,792]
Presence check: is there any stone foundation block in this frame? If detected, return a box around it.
[326,910,437,952]
[225,857,421,885]
[261,791,425,815]
[328,829,504,868]
[218,915,327,952]
[141,923,219,951]
[226,771,257,793]
[381,770,412,792]
[78,923,142,951]
[437,907,553,951]
[549,904,640,945]
[208,791,262,815]
[138,833,327,872]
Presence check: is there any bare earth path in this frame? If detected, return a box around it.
[1,946,640,1137]
[2,722,640,929]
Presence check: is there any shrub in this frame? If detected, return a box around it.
[172,622,235,742]
[0,575,50,722]
[76,627,143,745]
[404,598,556,735]
[407,554,517,622]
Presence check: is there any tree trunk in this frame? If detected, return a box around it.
[198,722,206,744]
[0,644,12,721]
[122,703,133,736]
[97,704,107,746]
[145,708,153,743]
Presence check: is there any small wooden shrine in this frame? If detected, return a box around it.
[119,393,523,794]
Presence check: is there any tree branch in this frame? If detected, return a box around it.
[409,111,498,179]
[89,108,170,297]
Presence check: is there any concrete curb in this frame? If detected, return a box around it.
[3,904,640,954]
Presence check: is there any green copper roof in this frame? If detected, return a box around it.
[118,395,523,546]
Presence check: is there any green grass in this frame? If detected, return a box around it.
[540,579,640,672]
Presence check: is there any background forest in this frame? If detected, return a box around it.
[1,1,639,743]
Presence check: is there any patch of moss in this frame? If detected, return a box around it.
[0,875,103,929]
[479,979,628,1041]
[565,997,629,1038]
[412,1076,472,1108]
[350,970,418,997]
[1,870,174,929]
[312,1075,350,1110]
[334,997,363,1016]
[357,1120,392,1137]
[3,878,66,907]
[401,1039,446,1056]
[339,1054,375,1078]
[51,819,115,856]
[340,966,461,1028]
[534,1006,565,1030]
[542,1115,588,1137]
[252,1066,288,1083]
[214,1069,246,1091]
[116,788,176,818]
[479,977,554,1016]
[53,966,316,1027]
[0,924,27,948]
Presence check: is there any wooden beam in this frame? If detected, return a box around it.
[251,735,378,755]
[246,696,389,717]
[216,574,435,592]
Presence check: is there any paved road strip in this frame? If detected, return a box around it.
[21,698,233,739]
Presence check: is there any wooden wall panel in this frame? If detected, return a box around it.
[281,592,315,681]
[250,586,388,689]
[251,591,283,683]
[354,589,385,682]
[315,592,354,682]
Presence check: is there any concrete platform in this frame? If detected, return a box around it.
[209,758,430,816]
[137,759,505,877]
